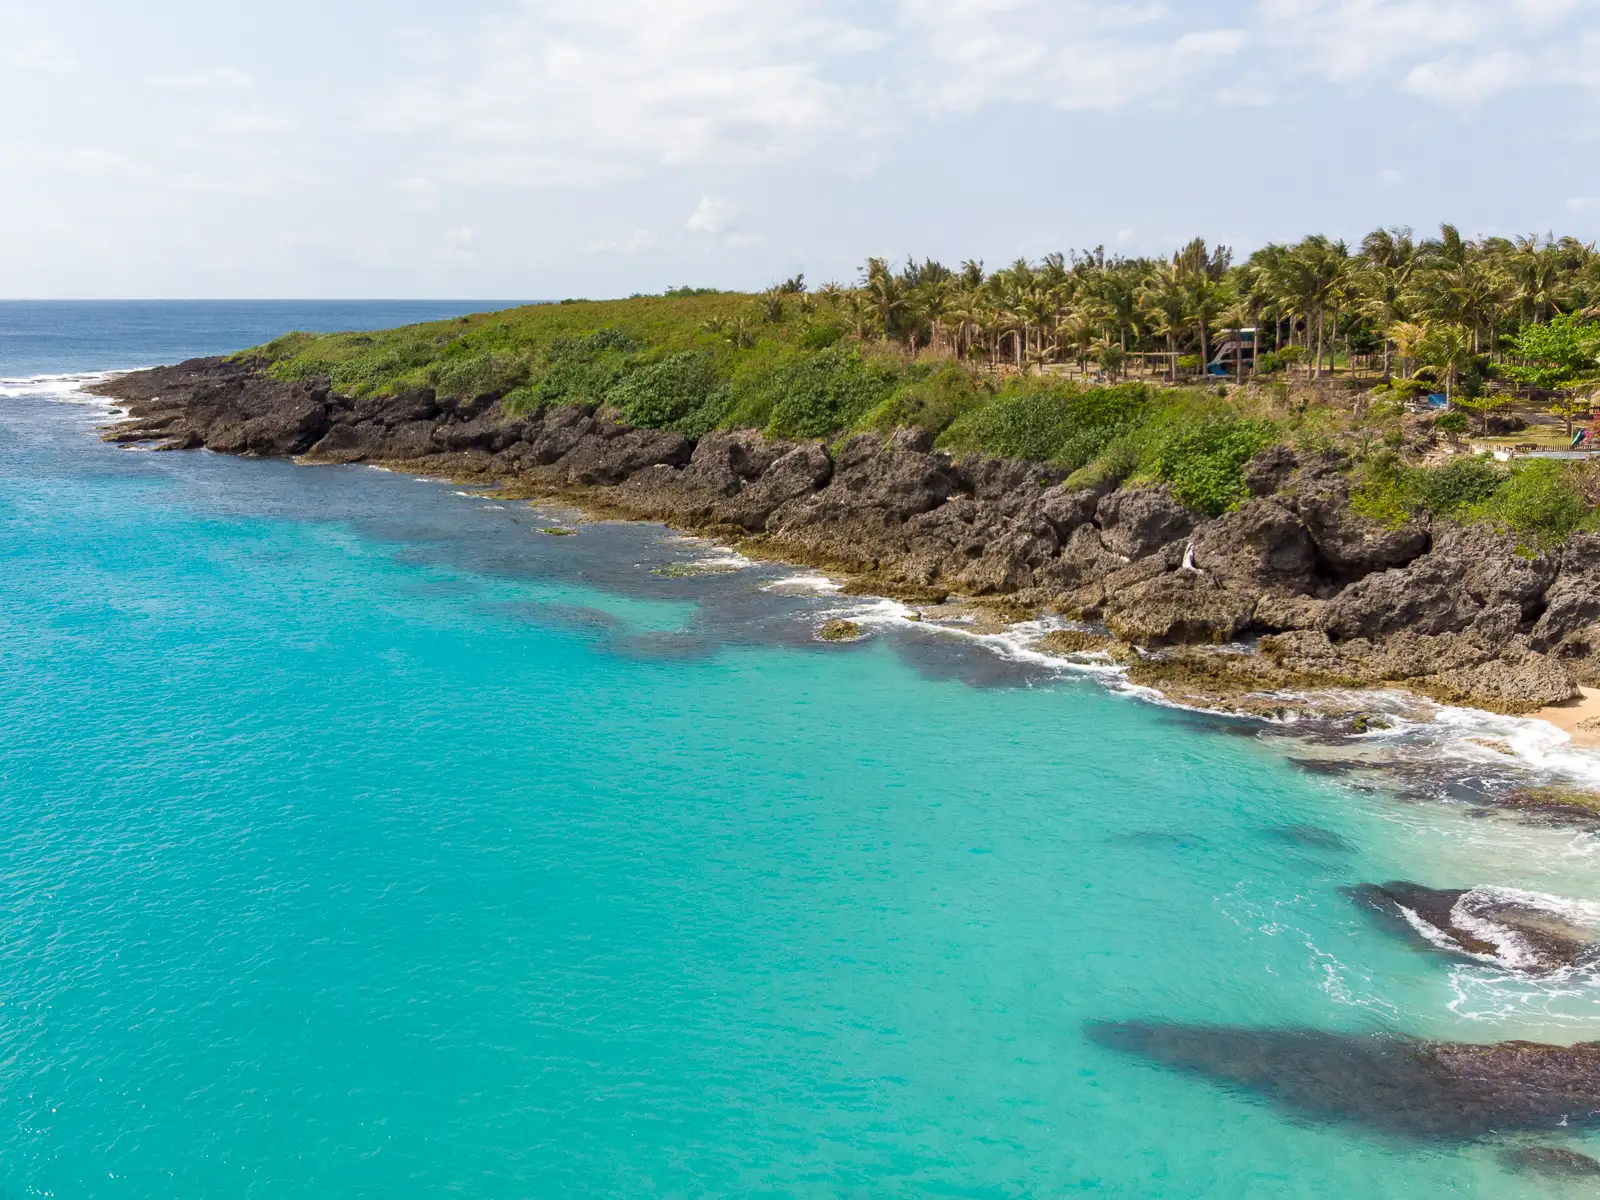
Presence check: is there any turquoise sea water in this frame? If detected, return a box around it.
[5,309,1600,1196]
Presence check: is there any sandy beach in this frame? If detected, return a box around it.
[1534,686,1600,749]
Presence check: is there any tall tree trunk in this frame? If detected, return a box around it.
[1314,310,1325,381]
[1382,340,1391,383]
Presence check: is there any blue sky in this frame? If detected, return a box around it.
[3,0,1598,298]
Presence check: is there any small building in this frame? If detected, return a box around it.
[1206,329,1257,376]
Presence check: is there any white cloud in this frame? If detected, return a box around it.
[444,226,478,263]
[360,0,1600,190]
[896,1,1247,112]
[7,39,75,72]
[398,176,442,210]
[367,0,888,185]
[1404,51,1529,106]
[686,197,735,234]
[588,229,658,254]
[1257,0,1600,106]
[148,67,254,90]
[208,111,298,136]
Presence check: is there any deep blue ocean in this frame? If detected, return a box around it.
[4,303,1600,1196]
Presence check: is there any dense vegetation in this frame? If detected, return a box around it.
[244,225,1600,537]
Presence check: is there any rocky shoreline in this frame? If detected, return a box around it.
[93,357,1600,721]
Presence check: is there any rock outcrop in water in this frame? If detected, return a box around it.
[1085,1021,1600,1139]
[1498,1144,1600,1177]
[1346,882,1600,975]
[95,358,1596,713]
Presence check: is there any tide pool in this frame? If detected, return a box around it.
[4,368,1600,1196]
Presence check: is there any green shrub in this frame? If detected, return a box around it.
[606,351,729,435]
[428,352,532,399]
[798,321,847,350]
[1143,417,1277,515]
[1434,410,1469,434]
[860,362,987,437]
[1388,379,1430,401]
[521,330,641,410]
[1352,452,1506,525]
[1486,459,1590,545]
[1413,456,1505,514]
[1349,453,1414,526]
[765,347,901,438]
[1256,351,1285,375]
[940,382,1150,465]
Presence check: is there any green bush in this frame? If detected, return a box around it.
[798,321,847,350]
[427,352,532,399]
[940,382,1150,465]
[765,347,901,438]
[1256,351,1285,375]
[1434,410,1469,434]
[1413,456,1505,514]
[1352,452,1506,525]
[520,330,641,410]
[1143,417,1277,514]
[861,362,988,437]
[606,351,729,435]
[1486,459,1590,544]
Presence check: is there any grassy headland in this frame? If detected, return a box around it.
[242,227,1600,538]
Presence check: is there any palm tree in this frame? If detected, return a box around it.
[843,292,875,341]
[863,258,906,342]
[1505,234,1569,324]
[1387,320,1429,381]
[1058,308,1097,378]
[1092,268,1141,357]
[1139,264,1190,381]
[1418,322,1475,405]
[725,317,757,350]
[1358,227,1417,381]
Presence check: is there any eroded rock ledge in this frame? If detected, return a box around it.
[95,358,1600,714]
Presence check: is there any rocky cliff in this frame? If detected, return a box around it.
[95,358,1600,714]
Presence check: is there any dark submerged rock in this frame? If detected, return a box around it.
[1265,824,1352,852]
[1086,1021,1600,1140]
[1498,1145,1600,1177]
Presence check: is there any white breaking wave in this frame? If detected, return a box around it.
[0,370,124,411]
[1387,885,1600,1027]
[763,572,842,595]
[666,535,755,571]
[829,599,1125,678]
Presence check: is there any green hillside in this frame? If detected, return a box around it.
[239,232,1600,538]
